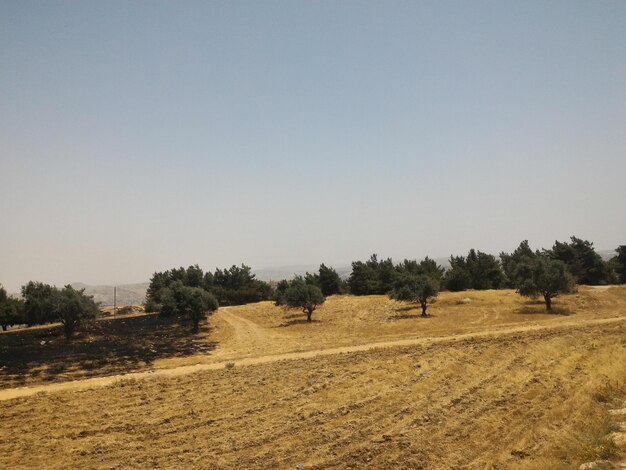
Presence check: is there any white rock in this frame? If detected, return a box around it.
[579,460,614,470]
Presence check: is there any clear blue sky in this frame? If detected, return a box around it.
[1,1,625,291]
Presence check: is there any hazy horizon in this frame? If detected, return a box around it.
[2,1,625,293]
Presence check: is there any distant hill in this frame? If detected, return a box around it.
[71,282,149,306]
[252,264,352,282]
[598,249,618,261]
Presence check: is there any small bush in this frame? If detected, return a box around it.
[116,306,134,315]
[579,436,618,461]
[592,380,624,405]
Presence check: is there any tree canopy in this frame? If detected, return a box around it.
[610,245,626,284]
[546,236,610,285]
[146,264,272,311]
[317,264,345,296]
[349,254,444,296]
[0,285,24,331]
[21,281,58,325]
[515,256,575,311]
[444,249,505,291]
[160,281,219,332]
[389,273,440,317]
[500,240,536,288]
[283,279,325,322]
[55,285,99,339]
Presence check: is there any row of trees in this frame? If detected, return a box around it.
[146,263,342,325]
[274,244,582,321]
[145,264,272,310]
[341,237,623,317]
[384,252,577,316]
[271,250,575,320]
[1,278,219,337]
[2,238,623,335]
[348,255,446,295]
[144,264,275,332]
[348,238,624,296]
[0,282,99,337]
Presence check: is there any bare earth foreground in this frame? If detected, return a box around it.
[1,287,625,469]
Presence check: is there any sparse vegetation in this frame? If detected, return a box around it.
[0,236,624,468]
[1,307,624,469]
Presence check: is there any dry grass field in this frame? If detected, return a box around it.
[1,286,625,468]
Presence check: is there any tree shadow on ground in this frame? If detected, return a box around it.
[0,313,217,389]
[284,312,305,320]
[515,301,571,316]
[274,318,321,327]
[395,305,416,312]
[388,308,435,321]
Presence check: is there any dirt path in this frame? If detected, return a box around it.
[216,308,278,356]
[1,314,624,402]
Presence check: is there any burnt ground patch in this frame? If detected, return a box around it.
[0,314,216,389]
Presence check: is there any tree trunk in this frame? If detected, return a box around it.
[306,309,312,322]
[421,302,428,317]
[1,325,7,331]
[192,319,199,333]
[63,321,74,339]
[544,294,552,312]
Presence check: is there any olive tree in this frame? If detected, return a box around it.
[0,285,24,331]
[613,245,626,284]
[389,273,440,317]
[184,287,218,333]
[515,256,575,311]
[159,281,219,333]
[21,281,58,325]
[55,285,99,339]
[284,280,325,322]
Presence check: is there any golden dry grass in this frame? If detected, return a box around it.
[0,286,625,469]
[176,285,626,367]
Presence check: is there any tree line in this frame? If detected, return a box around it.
[1,237,624,335]
[349,238,623,296]
[0,283,98,337]
[144,264,273,311]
